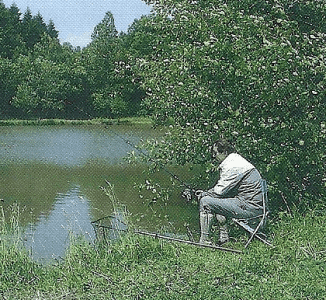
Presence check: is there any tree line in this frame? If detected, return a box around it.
[0,3,145,119]
[1,0,325,213]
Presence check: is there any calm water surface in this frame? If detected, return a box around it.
[0,125,198,262]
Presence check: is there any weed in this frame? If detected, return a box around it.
[1,200,325,299]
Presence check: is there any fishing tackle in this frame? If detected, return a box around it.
[91,215,242,254]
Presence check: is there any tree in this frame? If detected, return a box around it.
[12,35,90,119]
[21,8,48,50]
[47,19,59,40]
[91,11,117,42]
[0,3,24,58]
[0,2,90,119]
[227,0,326,33]
[0,57,21,117]
[84,11,144,118]
[137,0,326,213]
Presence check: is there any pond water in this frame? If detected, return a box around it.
[0,124,199,263]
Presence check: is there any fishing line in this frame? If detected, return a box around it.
[107,127,197,193]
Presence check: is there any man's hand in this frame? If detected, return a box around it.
[181,189,194,202]
[196,189,219,200]
[182,189,218,202]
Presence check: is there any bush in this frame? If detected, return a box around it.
[137,0,326,213]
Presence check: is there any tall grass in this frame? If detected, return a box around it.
[0,204,42,297]
[1,201,325,299]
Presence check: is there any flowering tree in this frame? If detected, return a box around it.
[134,0,326,213]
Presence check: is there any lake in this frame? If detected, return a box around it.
[0,124,199,263]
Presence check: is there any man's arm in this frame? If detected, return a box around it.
[213,169,253,197]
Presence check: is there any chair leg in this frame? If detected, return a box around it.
[245,219,264,248]
[233,218,273,248]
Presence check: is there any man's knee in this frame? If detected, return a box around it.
[200,196,215,213]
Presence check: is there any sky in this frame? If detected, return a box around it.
[2,0,152,48]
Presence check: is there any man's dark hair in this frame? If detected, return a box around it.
[212,139,235,155]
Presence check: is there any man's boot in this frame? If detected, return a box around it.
[199,212,214,245]
[219,225,229,244]
[216,214,229,244]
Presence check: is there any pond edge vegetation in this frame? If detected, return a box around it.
[1,202,325,299]
[1,182,326,299]
[0,117,153,127]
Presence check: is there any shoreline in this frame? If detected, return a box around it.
[0,117,153,127]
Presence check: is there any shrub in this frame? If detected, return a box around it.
[137,0,326,213]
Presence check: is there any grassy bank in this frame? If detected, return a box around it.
[1,210,325,299]
[0,117,152,127]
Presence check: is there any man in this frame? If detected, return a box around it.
[197,142,264,245]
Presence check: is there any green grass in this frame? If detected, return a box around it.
[1,206,325,299]
[0,116,152,127]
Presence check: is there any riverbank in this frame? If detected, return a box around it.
[0,117,153,127]
[1,210,325,299]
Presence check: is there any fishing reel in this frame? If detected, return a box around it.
[181,188,195,202]
[181,189,206,202]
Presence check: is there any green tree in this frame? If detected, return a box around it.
[46,19,59,40]
[12,35,90,118]
[91,11,118,42]
[85,11,119,117]
[0,57,21,117]
[0,3,24,58]
[228,0,326,33]
[85,11,144,118]
[21,8,48,50]
[137,0,326,213]
[0,2,89,119]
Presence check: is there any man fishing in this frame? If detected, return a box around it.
[197,141,265,245]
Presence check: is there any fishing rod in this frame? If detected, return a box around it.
[91,216,242,254]
[134,229,242,254]
[69,103,204,199]
[107,127,220,202]
[107,127,198,195]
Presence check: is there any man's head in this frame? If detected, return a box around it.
[211,140,234,159]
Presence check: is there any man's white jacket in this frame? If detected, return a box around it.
[213,153,263,207]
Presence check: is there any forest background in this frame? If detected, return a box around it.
[1,0,326,215]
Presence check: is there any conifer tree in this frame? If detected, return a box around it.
[47,19,59,40]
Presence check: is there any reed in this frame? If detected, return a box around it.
[1,202,325,299]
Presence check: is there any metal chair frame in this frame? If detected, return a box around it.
[232,179,273,248]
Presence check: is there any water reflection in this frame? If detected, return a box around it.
[0,124,200,262]
[24,186,94,263]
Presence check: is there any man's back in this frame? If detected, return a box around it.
[237,168,263,208]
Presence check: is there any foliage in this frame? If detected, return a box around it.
[0,2,24,59]
[0,57,20,117]
[134,0,326,213]
[85,11,145,118]
[229,0,326,33]
[0,3,143,119]
[11,35,90,118]
[1,0,326,213]
[0,3,59,59]
[1,207,326,299]
[91,11,118,42]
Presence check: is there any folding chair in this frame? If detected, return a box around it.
[232,179,273,248]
